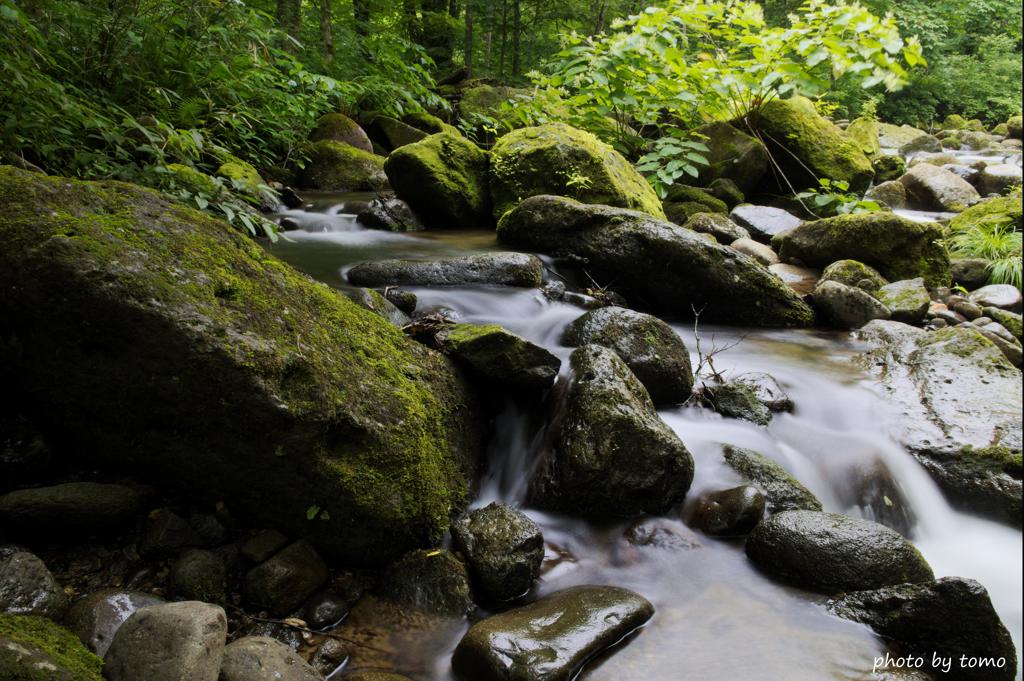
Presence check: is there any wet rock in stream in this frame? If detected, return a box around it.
[375,549,475,619]
[452,585,654,681]
[698,382,773,426]
[451,503,544,602]
[64,589,165,658]
[219,636,322,681]
[348,252,544,288]
[722,446,822,513]
[0,551,67,619]
[690,485,765,536]
[243,540,329,617]
[436,323,561,390]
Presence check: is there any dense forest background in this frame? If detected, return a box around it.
[1,0,1020,209]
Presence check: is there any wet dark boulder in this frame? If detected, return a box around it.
[690,485,765,536]
[693,121,769,193]
[0,551,67,619]
[219,636,323,681]
[64,589,164,658]
[451,502,544,602]
[0,414,51,490]
[0,482,149,537]
[356,197,425,232]
[497,195,814,327]
[562,307,693,405]
[0,613,103,680]
[0,167,483,566]
[436,323,561,391]
[452,585,654,681]
[244,541,329,617]
[530,345,694,516]
[722,446,822,513]
[829,578,1017,681]
[169,549,227,605]
[731,373,793,413]
[746,510,934,594]
[375,549,475,618]
[698,382,773,425]
[348,252,544,288]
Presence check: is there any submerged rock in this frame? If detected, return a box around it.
[729,204,802,242]
[855,321,1022,525]
[0,613,103,681]
[244,541,329,617]
[829,578,1017,681]
[745,510,934,594]
[64,589,164,658]
[813,280,891,329]
[722,446,822,513]
[348,252,543,288]
[451,503,544,602]
[0,552,67,619]
[383,132,491,229]
[103,601,227,681]
[774,212,951,288]
[219,636,322,681]
[562,307,693,405]
[498,196,814,327]
[375,549,475,618]
[530,345,694,516]
[489,123,665,220]
[0,482,148,536]
[0,167,483,566]
[436,323,560,391]
[451,585,654,681]
[690,485,765,536]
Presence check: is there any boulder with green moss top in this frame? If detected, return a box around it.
[979,163,1023,196]
[693,121,769,193]
[864,179,907,209]
[698,382,773,425]
[458,84,527,121]
[820,259,889,291]
[948,195,1024,236]
[401,111,452,135]
[876,123,928,151]
[1007,115,1023,139]
[366,115,429,151]
[562,306,693,405]
[846,117,881,157]
[216,158,263,190]
[662,184,728,225]
[0,613,103,681]
[165,163,223,197]
[489,123,665,220]
[346,288,411,327]
[750,96,874,193]
[875,278,930,324]
[0,166,483,565]
[530,345,694,515]
[309,113,374,152]
[746,510,934,594]
[708,177,745,208]
[498,196,814,327]
[723,446,821,513]
[298,140,387,191]
[872,154,906,183]
[383,132,491,229]
[984,307,1023,341]
[951,257,993,290]
[900,163,981,212]
[940,113,970,131]
[683,212,750,243]
[855,320,1022,525]
[348,252,543,288]
[436,323,561,391]
[773,212,950,288]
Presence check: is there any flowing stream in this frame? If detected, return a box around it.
[269,188,1022,681]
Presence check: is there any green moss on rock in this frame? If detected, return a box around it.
[820,259,888,290]
[216,159,264,196]
[846,117,881,157]
[663,185,728,225]
[383,132,491,229]
[0,613,103,681]
[489,122,666,220]
[309,113,374,153]
[947,195,1023,235]
[752,96,874,193]
[693,121,769,193]
[0,166,482,565]
[298,140,386,191]
[871,154,906,184]
[165,163,222,196]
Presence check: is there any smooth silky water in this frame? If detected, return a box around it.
[269,193,1023,681]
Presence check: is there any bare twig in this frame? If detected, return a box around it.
[688,305,748,402]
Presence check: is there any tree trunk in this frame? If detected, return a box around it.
[498,0,508,79]
[320,0,333,64]
[276,0,302,48]
[464,0,473,74]
[511,0,521,78]
[353,0,370,37]
[404,0,421,42]
[592,0,608,35]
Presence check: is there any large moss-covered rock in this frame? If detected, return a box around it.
[0,166,482,565]
[0,613,103,681]
[662,184,728,225]
[1007,115,1023,139]
[812,280,891,329]
[829,578,1017,681]
[383,132,491,229]
[722,446,822,513]
[436,323,561,391]
[452,585,653,681]
[489,123,665,220]
[366,115,429,151]
[875,278,930,324]
[855,321,1022,525]
[751,96,874,193]
[846,117,881,157]
[746,510,934,594]
[298,140,386,191]
[530,345,694,516]
[947,195,1023,236]
[562,307,693,405]
[773,212,951,288]
[498,196,814,327]
[309,113,374,152]
[694,121,769,193]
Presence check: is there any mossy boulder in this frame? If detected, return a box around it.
[746,510,934,594]
[693,121,769,193]
[773,212,951,288]
[947,195,1023,236]
[309,113,374,153]
[401,111,452,135]
[722,445,821,513]
[165,163,222,197]
[751,96,874,193]
[489,123,665,220]
[662,184,728,225]
[459,84,527,121]
[812,280,891,329]
[0,613,103,681]
[698,382,773,425]
[871,154,905,183]
[530,345,694,516]
[683,212,750,243]
[383,132,491,229]
[298,140,386,191]
[820,259,889,290]
[1004,115,1022,139]
[498,196,814,327]
[0,166,483,565]
[846,117,881,157]
[940,113,970,131]
[875,278,931,324]
[366,115,430,151]
[876,122,930,151]
[435,323,561,391]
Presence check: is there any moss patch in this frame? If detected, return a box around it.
[298,140,386,191]
[0,613,103,681]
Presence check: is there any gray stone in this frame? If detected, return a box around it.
[900,164,981,212]
[347,252,544,288]
[103,601,227,681]
[722,446,822,513]
[682,212,750,243]
[730,237,779,265]
[240,530,289,564]
[0,482,148,536]
[356,197,424,232]
[436,323,561,390]
[729,204,802,242]
[562,307,693,405]
[951,257,992,290]
[219,636,322,681]
[244,541,329,616]
[451,503,544,602]
[976,324,1023,367]
[690,485,765,536]
[864,180,908,209]
[745,510,934,594]
[530,345,694,516]
[0,552,67,619]
[813,280,891,329]
[829,578,1017,681]
[875,278,930,324]
[984,307,1023,341]
[452,585,654,681]
[970,284,1022,312]
[64,589,164,658]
